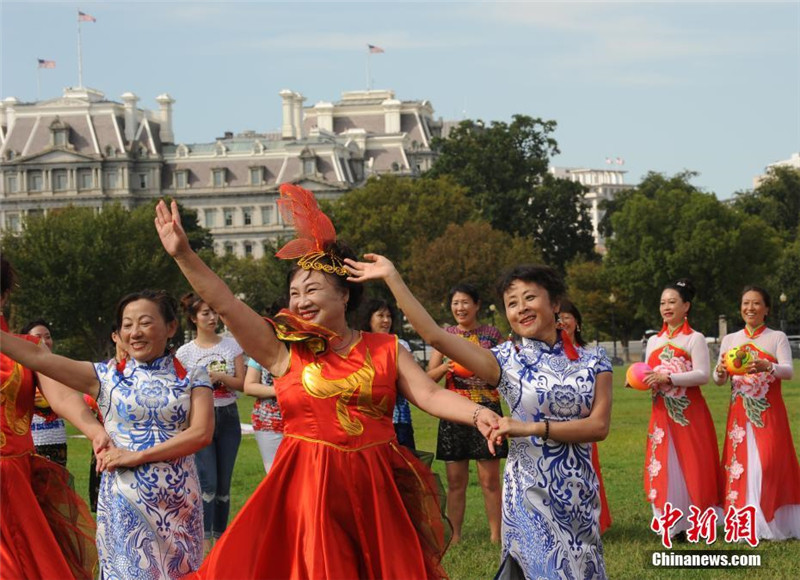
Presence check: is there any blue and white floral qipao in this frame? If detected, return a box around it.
[492,337,612,580]
[93,355,211,580]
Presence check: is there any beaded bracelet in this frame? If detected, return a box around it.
[472,406,484,428]
[543,418,550,441]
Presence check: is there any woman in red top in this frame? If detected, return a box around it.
[0,257,100,580]
[154,186,503,580]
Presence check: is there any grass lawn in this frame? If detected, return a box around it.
[66,362,800,579]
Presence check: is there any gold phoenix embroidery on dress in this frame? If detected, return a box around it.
[302,349,388,436]
[0,361,32,449]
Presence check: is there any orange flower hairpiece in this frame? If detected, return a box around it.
[275,183,348,277]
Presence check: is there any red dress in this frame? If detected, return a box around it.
[0,316,97,580]
[643,323,722,534]
[191,319,448,580]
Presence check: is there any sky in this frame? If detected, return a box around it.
[1,0,798,199]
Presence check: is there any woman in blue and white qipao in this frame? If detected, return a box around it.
[346,257,613,580]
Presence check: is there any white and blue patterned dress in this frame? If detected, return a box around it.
[492,337,612,580]
[93,355,211,580]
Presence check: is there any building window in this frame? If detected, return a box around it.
[5,174,18,194]
[138,173,149,189]
[53,170,68,191]
[243,207,253,226]
[350,159,364,181]
[261,205,274,225]
[213,169,226,187]
[77,170,93,190]
[5,213,20,231]
[303,157,316,175]
[28,171,43,192]
[224,242,234,255]
[27,208,44,221]
[243,242,253,257]
[104,170,119,190]
[223,208,234,227]
[204,208,216,228]
[249,167,262,186]
[53,130,68,147]
[175,170,188,189]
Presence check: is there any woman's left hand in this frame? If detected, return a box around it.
[208,371,226,385]
[644,371,671,387]
[97,445,141,472]
[473,407,503,454]
[746,359,773,374]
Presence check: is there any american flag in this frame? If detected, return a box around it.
[78,11,96,22]
[368,44,384,54]
[38,59,56,69]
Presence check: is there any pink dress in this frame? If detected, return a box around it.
[714,326,800,539]
[644,321,722,535]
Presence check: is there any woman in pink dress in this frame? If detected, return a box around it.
[713,285,800,539]
[641,279,722,537]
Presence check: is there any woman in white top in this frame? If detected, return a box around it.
[713,285,800,540]
[176,292,245,553]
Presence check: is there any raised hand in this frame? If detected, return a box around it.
[154,199,190,258]
[344,253,398,283]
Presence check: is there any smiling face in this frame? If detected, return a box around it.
[288,269,348,330]
[503,279,558,342]
[451,292,480,329]
[192,302,219,335]
[119,299,177,363]
[741,290,768,328]
[369,307,393,334]
[659,289,690,327]
[27,324,53,350]
[558,312,577,342]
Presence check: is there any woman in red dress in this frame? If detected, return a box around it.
[713,285,800,539]
[0,257,100,580]
[154,185,502,580]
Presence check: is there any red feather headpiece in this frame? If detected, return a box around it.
[275,183,347,276]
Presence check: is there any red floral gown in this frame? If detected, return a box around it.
[0,316,97,579]
[644,321,722,535]
[715,326,800,539]
[189,313,448,580]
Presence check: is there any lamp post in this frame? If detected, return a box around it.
[609,293,618,362]
[780,292,788,333]
[489,304,496,328]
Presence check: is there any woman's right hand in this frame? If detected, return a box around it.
[155,199,191,258]
[715,362,728,379]
[344,253,398,283]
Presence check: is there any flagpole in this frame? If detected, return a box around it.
[36,62,41,100]
[77,11,83,88]
[366,50,371,91]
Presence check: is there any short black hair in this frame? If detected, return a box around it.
[741,285,771,318]
[496,264,566,306]
[448,283,480,306]
[115,290,179,329]
[358,298,397,332]
[20,318,51,336]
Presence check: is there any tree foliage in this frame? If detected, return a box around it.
[603,172,781,336]
[733,166,800,242]
[324,174,476,269]
[405,221,542,323]
[427,115,595,269]
[1,202,211,360]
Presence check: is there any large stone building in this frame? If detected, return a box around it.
[549,165,633,250]
[752,152,800,188]
[0,86,443,257]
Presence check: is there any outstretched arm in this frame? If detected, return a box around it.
[396,348,501,452]
[155,200,289,376]
[0,331,99,396]
[39,375,108,453]
[346,254,500,386]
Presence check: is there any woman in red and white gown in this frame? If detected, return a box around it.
[713,285,800,540]
[642,280,722,536]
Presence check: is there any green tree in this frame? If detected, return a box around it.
[733,166,800,242]
[324,174,476,269]
[405,221,542,324]
[427,115,594,269]
[1,201,212,360]
[603,172,781,336]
